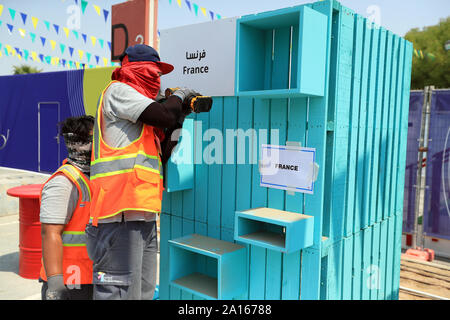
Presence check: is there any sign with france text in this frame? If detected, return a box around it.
[259,144,316,194]
[159,17,237,97]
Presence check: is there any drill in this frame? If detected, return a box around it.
[165,88,213,114]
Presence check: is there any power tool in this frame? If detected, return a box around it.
[165,87,213,114]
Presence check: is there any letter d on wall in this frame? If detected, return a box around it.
[111,24,129,61]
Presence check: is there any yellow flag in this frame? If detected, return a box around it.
[93,5,101,16]
[18,28,26,38]
[75,62,80,69]
[200,7,207,16]
[63,27,70,38]
[176,0,182,7]
[0,5,4,18]
[31,51,37,61]
[103,57,108,66]
[91,36,97,47]
[54,57,60,65]
[50,40,56,50]
[31,17,38,29]
[78,49,84,60]
[0,51,2,58]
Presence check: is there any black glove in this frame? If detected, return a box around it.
[45,274,70,300]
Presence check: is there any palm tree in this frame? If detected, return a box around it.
[12,64,42,74]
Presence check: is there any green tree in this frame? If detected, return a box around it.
[405,17,450,89]
[12,64,42,75]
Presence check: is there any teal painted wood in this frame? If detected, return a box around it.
[355,18,371,232]
[342,236,353,299]
[378,219,388,299]
[351,231,362,299]
[159,213,171,300]
[369,222,381,299]
[361,226,372,300]
[384,214,395,299]
[194,112,209,224]
[345,14,364,238]
[300,0,333,300]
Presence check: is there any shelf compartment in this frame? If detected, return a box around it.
[234,207,314,253]
[168,234,247,300]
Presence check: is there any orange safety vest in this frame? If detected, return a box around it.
[89,81,163,226]
[39,161,93,285]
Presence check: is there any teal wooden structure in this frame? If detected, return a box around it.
[160,0,413,300]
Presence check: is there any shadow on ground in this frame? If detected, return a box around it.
[0,251,19,274]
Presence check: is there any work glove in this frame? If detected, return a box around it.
[155,88,166,102]
[45,274,70,300]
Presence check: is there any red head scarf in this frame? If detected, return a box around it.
[112,55,165,142]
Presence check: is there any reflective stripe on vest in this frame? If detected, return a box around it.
[62,231,87,247]
[59,165,91,202]
[91,151,161,181]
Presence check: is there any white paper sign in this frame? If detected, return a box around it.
[159,17,237,97]
[259,144,316,194]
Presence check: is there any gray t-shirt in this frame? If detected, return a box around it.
[40,175,78,225]
[96,82,157,223]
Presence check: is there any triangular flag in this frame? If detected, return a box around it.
[185,0,191,11]
[82,33,87,43]
[63,27,70,38]
[107,41,111,51]
[18,28,26,38]
[200,7,207,16]
[193,3,199,16]
[40,36,46,47]
[75,61,80,69]
[103,57,108,66]
[98,39,104,48]
[176,0,182,8]
[29,32,36,43]
[6,23,13,34]
[216,14,221,20]
[44,20,50,30]
[50,40,56,50]
[74,0,78,5]
[31,51,37,61]
[78,49,84,60]
[93,5,101,16]
[14,47,22,57]
[0,5,3,18]
[209,10,214,20]
[0,21,2,27]
[69,46,74,57]
[95,55,99,64]
[81,0,88,14]
[90,36,96,47]
[72,30,79,39]
[20,12,27,24]
[45,55,51,64]
[39,53,44,62]
[4,48,9,56]
[103,9,109,22]
[62,59,66,66]
[31,17,38,29]
[54,57,59,65]
[86,52,91,62]
[60,43,66,54]
[8,8,16,21]
[53,24,59,34]
[23,49,29,61]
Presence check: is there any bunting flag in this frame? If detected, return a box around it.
[91,36,96,47]
[93,5,101,16]
[69,46,74,57]
[7,24,14,35]
[23,49,29,61]
[72,30,79,39]
[107,41,111,51]
[193,3,199,16]
[31,17,38,29]
[86,52,91,62]
[29,32,36,43]
[177,0,182,8]
[78,49,84,60]
[0,5,3,18]
[62,59,66,67]
[103,9,109,22]
[185,0,191,11]
[98,39,104,48]
[169,0,222,21]
[45,55,51,64]
[44,20,50,30]
[8,8,16,21]
[209,10,214,20]
[81,0,88,14]
[39,53,44,62]
[50,40,56,50]
[53,24,59,34]
[40,36,46,47]
[82,33,87,43]
[103,57,108,66]
[31,51,37,61]
[95,55,99,64]
[200,7,206,17]
[18,28,26,38]
[63,27,70,38]
[20,12,27,25]
[60,43,66,54]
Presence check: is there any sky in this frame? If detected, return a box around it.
[0,0,448,75]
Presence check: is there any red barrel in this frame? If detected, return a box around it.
[7,184,43,279]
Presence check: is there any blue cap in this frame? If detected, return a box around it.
[121,44,174,75]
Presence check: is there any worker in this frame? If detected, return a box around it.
[39,115,95,300]
[85,44,196,300]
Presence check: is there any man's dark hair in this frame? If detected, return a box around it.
[60,115,95,143]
